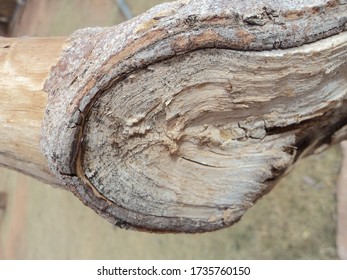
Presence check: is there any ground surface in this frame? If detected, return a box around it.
[0,0,344,259]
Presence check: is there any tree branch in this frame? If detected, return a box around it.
[1,0,346,232]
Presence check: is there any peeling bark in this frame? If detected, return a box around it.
[1,0,347,232]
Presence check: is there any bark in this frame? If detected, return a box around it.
[1,0,347,232]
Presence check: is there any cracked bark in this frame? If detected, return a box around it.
[1,0,347,232]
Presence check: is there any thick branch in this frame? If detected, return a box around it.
[0,37,65,185]
[1,0,347,232]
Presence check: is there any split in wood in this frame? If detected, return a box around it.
[1,0,346,232]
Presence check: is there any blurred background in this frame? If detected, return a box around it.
[0,0,345,259]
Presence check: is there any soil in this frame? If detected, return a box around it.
[337,143,347,259]
[0,0,344,259]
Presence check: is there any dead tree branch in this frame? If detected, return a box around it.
[1,0,346,232]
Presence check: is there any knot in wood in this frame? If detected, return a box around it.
[40,0,347,232]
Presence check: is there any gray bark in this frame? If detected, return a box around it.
[40,0,347,232]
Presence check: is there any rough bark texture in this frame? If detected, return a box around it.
[22,0,347,232]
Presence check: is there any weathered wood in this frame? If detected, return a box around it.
[40,0,347,232]
[0,37,66,185]
[1,0,347,232]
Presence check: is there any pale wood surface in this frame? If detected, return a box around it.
[0,37,65,185]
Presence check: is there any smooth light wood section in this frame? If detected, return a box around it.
[0,37,65,185]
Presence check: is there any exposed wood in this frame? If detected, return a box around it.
[0,0,346,232]
[0,37,66,185]
[40,0,347,232]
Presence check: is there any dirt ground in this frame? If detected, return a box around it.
[0,0,344,259]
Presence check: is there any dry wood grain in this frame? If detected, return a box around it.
[0,0,346,232]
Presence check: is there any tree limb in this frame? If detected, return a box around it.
[1,0,346,232]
